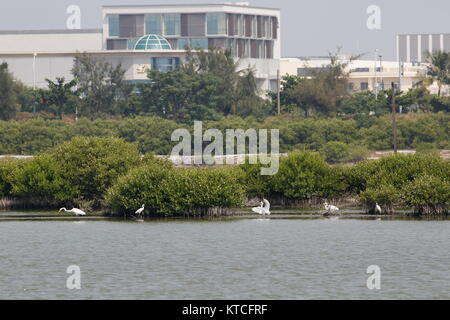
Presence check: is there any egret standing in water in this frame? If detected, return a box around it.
[324,202,339,214]
[59,207,86,216]
[252,199,271,215]
[374,203,382,214]
[135,204,145,217]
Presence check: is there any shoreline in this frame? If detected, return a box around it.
[1,212,447,222]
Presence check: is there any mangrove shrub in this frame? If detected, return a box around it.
[50,137,141,201]
[106,164,245,216]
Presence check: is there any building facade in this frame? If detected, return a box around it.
[397,33,450,63]
[281,56,430,94]
[0,2,280,91]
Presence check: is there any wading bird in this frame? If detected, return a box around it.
[135,204,145,217]
[375,203,382,214]
[252,199,271,215]
[324,202,339,214]
[59,207,86,216]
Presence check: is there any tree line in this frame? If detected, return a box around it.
[0,49,449,122]
[0,114,448,162]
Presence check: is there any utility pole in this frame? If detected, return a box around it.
[277,69,281,115]
[398,59,403,92]
[391,82,398,154]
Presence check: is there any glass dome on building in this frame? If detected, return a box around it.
[133,34,172,50]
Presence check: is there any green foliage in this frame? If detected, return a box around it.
[0,63,18,120]
[401,174,449,214]
[348,153,450,212]
[106,164,245,216]
[12,155,76,200]
[319,141,351,164]
[72,53,128,119]
[0,158,25,196]
[42,77,78,119]
[339,91,390,115]
[0,114,448,156]
[358,183,400,212]
[426,50,450,96]
[271,150,341,199]
[50,136,141,201]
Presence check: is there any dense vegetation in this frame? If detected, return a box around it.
[0,137,448,216]
[0,114,448,163]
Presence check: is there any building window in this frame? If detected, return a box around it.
[227,38,237,56]
[257,40,264,58]
[190,38,208,50]
[263,17,270,38]
[272,17,278,39]
[251,16,256,38]
[353,67,370,72]
[177,38,208,50]
[152,57,180,72]
[360,82,369,91]
[207,13,227,35]
[256,16,262,38]
[265,40,273,59]
[119,15,144,38]
[237,15,244,37]
[145,14,162,35]
[181,14,206,37]
[108,15,119,37]
[164,14,181,36]
[107,39,127,50]
[208,38,227,49]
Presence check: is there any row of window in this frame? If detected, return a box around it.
[108,13,278,39]
[351,67,383,73]
[106,37,275,59]
[152,57,180,72]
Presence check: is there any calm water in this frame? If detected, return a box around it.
[0,216,449,299]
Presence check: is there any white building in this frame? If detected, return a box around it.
[397,33,450,63]
[0,2,280,92]
[280,55,433,94]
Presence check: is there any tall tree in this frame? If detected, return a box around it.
[285,51,354,116]
[183,47,261,115]
[0,63,18,120]
[72,53,127,119]
[426,50,450,96]
[44,77,78,119]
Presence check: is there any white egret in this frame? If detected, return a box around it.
[324,202,339,214]
[59,207,86,216]
[135,204,145,216]
[252,199,271,215]
[374,203,382,214]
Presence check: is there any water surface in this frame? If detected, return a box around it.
[0,217,448,299]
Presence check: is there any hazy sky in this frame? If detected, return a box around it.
[0,0,449,60]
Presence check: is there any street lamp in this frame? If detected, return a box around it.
[374,49,379,99]
[32,53,37,119]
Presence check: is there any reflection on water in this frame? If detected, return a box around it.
[0,217,449,300]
